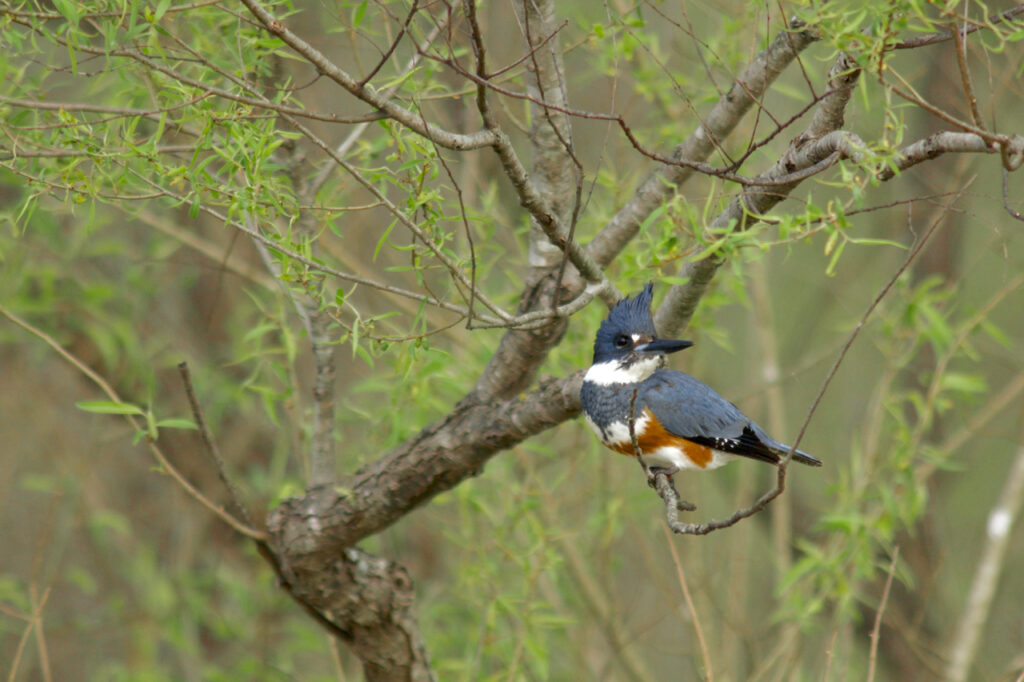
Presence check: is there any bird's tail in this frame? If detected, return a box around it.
[783,446,822,467]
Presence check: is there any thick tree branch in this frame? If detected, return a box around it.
[269,372,583,573]
[469,0,614,400]
[309,548,435,682]
[655,54,861,337]
[586,18,819,268]
[307,309,339,486]
[514,0,578,272]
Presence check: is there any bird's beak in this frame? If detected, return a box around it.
[636,338,693,355]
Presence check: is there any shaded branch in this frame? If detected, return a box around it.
[238,0,496,151]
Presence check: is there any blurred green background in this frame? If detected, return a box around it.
[2,0,1024,680]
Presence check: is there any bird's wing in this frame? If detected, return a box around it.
[640,370,821,466]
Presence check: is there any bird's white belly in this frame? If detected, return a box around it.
[640,444,736,471]
[584,413,736,471]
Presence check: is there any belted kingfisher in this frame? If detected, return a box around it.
[580,284,822,473]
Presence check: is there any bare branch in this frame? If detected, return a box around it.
[0,304,267,542]
[431,52,840,188]
[586,18,819,267]
[892,5,1024,49]
[661,524,714,679]
[468,0,614,401]
[655,53,861,338]
[1004,169,1024,222]
[880,66,1024,169]
[356,0,420,88]
[951,11,983,129]
[238,0,496,151]
[652,74,1020,339]
[892,130,1020,177]
[177,362,256,528]
[305,14,449,202]
[306,306,339,487]
[269,371,584,569]
[653,465,789,536]
[868,544,901,682]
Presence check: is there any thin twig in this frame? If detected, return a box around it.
[892,5,1024,49]
[426,51,845,188]
[822,630,839,682]
[784,188,964,463]
[305,10,448,200]
[1003,169,1024,221]
[0,304,268,542]
[356,0,420,88]
[867,546,900,682]
[239,0,496,150]
[951,7,983,129]
[5,587,51,682]
[177,362,256,528]
[662,524,714,682]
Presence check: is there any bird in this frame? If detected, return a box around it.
[580,283,822,474]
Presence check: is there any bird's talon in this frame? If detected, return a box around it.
[645,466,677,488]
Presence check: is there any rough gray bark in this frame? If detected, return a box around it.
[316,549,434,682]
[469,0,579,401]
[270,373,583,569]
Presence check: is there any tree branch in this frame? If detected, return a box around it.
[655,54,861,337]
[468,0,614,400]
[892,5,1024,49]
[269,372,584,573]
[0,304,268,542]
[238,0,496,151]
[586,18,819,268]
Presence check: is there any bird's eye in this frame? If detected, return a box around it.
[614,334,630,348]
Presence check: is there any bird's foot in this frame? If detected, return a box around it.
[644,466,696,512]
[645,465,677,488]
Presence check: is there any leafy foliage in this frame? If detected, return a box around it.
[2,0,1024,680]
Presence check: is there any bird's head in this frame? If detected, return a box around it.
[590,284,693,380]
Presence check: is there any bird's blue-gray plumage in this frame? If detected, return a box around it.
[580,283,822,469]
[638,370,819,465]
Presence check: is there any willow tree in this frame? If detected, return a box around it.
[2,1,1023,680]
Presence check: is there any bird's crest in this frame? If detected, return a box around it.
[593,283,657,360]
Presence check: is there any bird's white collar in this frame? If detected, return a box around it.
[584,355,661,386]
